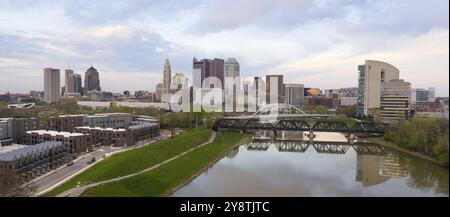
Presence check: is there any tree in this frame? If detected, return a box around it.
[313,105,327,114]
[0,175,37,197]
[341,105,357,117]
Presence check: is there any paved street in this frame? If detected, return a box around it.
[32,147,109,195]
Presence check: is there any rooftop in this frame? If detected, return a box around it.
[0,144,27,154]
[26,130,85,137]
[0,141,64,161]
[76,126,126,132]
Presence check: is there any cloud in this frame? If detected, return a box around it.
[0,0,448,96]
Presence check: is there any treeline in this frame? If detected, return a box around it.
[160,111,223,129]
[384,118,449,166]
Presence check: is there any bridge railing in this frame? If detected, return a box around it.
[212,117,387,134]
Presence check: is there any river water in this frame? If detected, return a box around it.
[173,132,448,197]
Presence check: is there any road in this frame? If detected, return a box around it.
[32,148,108,195]
[57,131,216,197]
[33,135,170,196]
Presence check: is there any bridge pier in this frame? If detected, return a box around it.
[270,130,277,141]
[307,130,316,143]
[346,133,356,144]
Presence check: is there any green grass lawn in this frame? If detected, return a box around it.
[82,132,243,197]
[43,128,211,197]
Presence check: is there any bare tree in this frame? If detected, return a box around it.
[0,175,37,197]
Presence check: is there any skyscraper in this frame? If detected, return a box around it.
[155,83,163,102]
[266,74,284,104]
[160,59,172,103]
[211,58,224,88]
[44,68,61,103]
[380,79,411,122]
[163,58,171,95]
[357,60,400,117]
[411,87,436,103]
[284,84,304,107]
[65,69,75,94]
[192,57,225,89]
[224,58,240,78]
[74,73,83,95]
[224,58,240,111]
[84,66,101,93]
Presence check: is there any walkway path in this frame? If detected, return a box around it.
[57,131,216,197]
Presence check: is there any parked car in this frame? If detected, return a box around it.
[67,161,74,166]
[87,157,96,164]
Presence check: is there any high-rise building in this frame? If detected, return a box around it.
[284,84,304,107]
[266,74,284,104]
[65,69,75,93]
[44,68,61,103]
[74,73,83,95]
[192,57,225,89]
[357,60,400,117]
[253,77,265,109]
[211,58,224,88]
[411,88,435,103]
[155,83,163,102]
[224,58,240,78]
[224,58,240,111]
[84,66,101,93]
[162,59,172,102]
[380,79,411,122]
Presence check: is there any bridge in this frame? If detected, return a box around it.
[213,104,388,135]
[243,141,387,155]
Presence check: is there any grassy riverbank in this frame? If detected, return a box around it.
[82,132,244,197]
[43,128,211,197]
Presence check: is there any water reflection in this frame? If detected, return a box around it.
[173,132,448,197]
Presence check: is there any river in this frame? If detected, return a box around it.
[173,131,448,197]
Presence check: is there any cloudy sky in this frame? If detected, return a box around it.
[0,0,448,96]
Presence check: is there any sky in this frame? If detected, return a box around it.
[0,0,448,96]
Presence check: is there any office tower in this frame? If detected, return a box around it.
[411,87,436,103]
[427,87,435,102]
[224,58,240,111]
[192,57,225,89]
[380,79,411,122]
[74,73,83,95]
[65,69,75,93]
[44,68,61,103]
[163,58,172,97]
[356,60,400,117]
[193,57,208,89]
[224,58,240,78]
[84,66,101,93]
[266,74,284,104]
[155,83,163,102]
[211,58,224,88]
[284,84,304,107]
[253,77,265,109]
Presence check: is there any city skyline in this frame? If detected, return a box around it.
[0,0,448,96]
